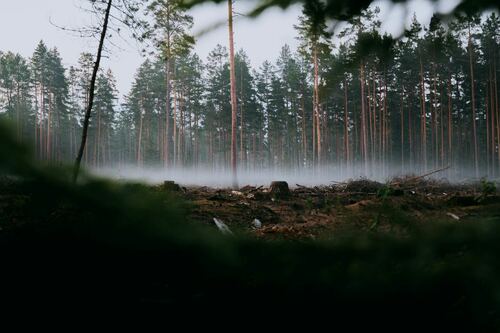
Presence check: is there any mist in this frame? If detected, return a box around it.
[92,163,482,188]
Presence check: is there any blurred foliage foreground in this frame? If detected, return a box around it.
[1,120,500,328]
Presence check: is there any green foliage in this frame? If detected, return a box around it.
[305,196,313,210]
[377,184,394,199]
[478,177,497,202]
[2,11,499,175]
[182,0,500,23]
[146,0,194,59]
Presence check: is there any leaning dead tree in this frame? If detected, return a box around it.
[71,0,147,182]
[73,0,112,183]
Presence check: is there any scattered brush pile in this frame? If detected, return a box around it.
[389,175,465,194]
[183,174,500,241]
[333,178,384,194]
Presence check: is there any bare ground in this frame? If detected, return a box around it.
[175,177,500,240]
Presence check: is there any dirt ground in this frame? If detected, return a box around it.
[173,177,500,240]
[1,175,498,240]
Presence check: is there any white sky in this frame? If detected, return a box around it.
[0,0,460,99]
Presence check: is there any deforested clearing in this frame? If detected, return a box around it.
[1,0,500,328]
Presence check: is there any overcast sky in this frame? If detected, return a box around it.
[0,0,460,99]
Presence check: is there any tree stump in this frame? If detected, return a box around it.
[269,181,290,199]
[163,180,181,192]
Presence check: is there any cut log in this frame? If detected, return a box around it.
[269,181,290,199]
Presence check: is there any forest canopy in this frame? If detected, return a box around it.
[1,6,499,179]
[181,0,500,21]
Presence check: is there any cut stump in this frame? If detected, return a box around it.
[163,180,181,192]
[269,181,290,199]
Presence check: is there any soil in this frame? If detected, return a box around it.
[1,176,498,241]
[175,177,500,240]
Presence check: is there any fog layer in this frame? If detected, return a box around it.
[92,164,480,188]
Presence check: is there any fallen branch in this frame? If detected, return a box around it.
[390,165,451,186]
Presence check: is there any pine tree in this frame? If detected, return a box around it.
[205,45,231,169]
[295,0,332,166]
[31,40,49,160]
[147,0,194,167]
[0,52,31,141]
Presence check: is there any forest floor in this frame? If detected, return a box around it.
[1,174,499,240]
[2,172,500,327]
[174,177,500,240]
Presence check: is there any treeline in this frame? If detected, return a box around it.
[1,8,499,178]
[0,43,118,166]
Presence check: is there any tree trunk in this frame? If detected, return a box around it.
[228,0,238,189]
[239,64,245,168]
[165,58,171,167]
[447,77,453,168]
[96,105,101,167]
[313,45,322,166]
[468,26,479,177]
[16,84,21,141]
[400,86,404,171]
[489,63,495,175]
[47,92,52,161]
[360,61,368,175]
[172,68,178,167]
[73,0,112,182]
[344,78,350,168]
[137,98,144,167]
[419,58,427,172]
[494,48,500,174]
[301,86,307,166]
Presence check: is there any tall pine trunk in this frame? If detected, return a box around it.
[228,0,238,188]
[165,58,171,167]
[419,58,427,172]
[468,26,479,177]
[344,78,350,168]
[313,45,321,166]
[360,61,368,175]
